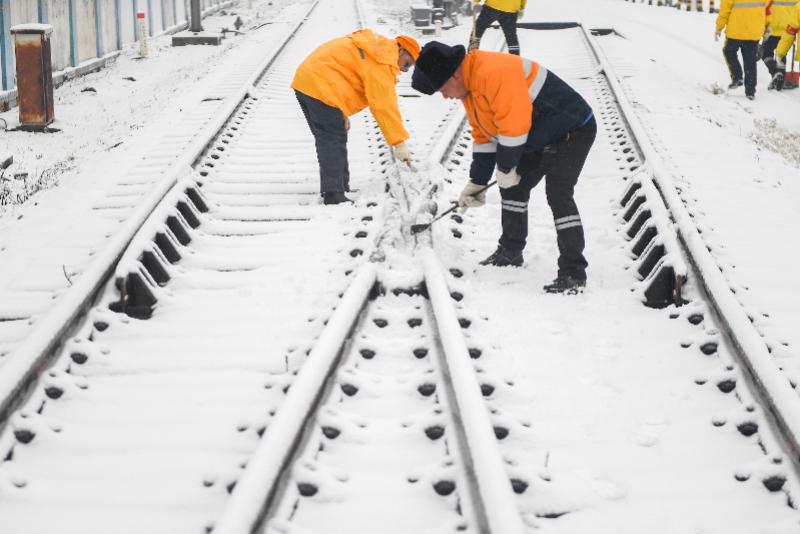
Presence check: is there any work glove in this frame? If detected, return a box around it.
[776,54,787,70]
[394,142,413,167]
[496,167,521,189]
[458,181,486,210]
[715,30,721,42]
[344,116,350,131]
[517,9,524,20]
[468,38,480,53]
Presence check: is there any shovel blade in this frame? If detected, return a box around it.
[410,223,430,234]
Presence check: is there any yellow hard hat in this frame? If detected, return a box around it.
[395,35,421,60]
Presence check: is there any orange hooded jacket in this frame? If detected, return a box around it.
[292,29,409,147]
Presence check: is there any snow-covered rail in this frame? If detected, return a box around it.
[0,2,529,533]
[0,0,323,437]
[581,23,800,482]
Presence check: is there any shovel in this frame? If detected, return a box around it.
[410,181,496,234]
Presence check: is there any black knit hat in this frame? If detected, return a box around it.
[411,41,466,95]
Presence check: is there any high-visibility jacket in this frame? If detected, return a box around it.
[776,2,800,58]
[292,29,408,146]
[716,0,771,41]
[484,0,527,13]
[769,0,798,36]
[460,51,593,184]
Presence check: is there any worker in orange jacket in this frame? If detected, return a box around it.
[292,31,419,204]
[412,42,595,294]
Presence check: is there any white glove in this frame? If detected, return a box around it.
[496,167,521,189]
[344,116,350,131]
[763,26,772,39]
[394,142,412,167]
[458,181,486,210]
[776,54,787,70]
[517,9,524,20]
[715,30,721,42]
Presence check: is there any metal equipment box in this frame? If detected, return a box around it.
[10,24,55,130]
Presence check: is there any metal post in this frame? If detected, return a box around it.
[146,0,154,35]
[190,0,203,32]
[37,0,49,23]
[68,0,79,67]
[161,0,167,30]
[95,0,104,57]
[172,0,178,28]
[115,0,123,50]
[1,0,13,91]
[132,0,139,39]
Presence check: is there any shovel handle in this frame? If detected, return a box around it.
[411,181,496,233]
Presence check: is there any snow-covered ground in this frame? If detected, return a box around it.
[0,0,799,532]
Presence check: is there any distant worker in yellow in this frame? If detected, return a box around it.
[773,1,800,89]
[761,0,797,90]
[292,31,420,205]
[715,0,771,100]
[469,0,526,55]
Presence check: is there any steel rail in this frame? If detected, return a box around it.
[421,248,527,534]
[212,263,378,534]
[580,23,800,479]
[0,0,321,438]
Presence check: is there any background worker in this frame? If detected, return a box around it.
[761,0,797,90]
[715,0,771,100]
[292,31,419,205]
[469,0,526,55]
[774,1,800,87]
[411,42,595,294]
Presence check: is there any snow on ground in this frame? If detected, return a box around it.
[0,0,799,532]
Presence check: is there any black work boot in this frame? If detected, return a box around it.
[543,275,586,295]
[728,79,743,90]
[769,72,784,91]
[322,192,353,205]
[480,247,523,267]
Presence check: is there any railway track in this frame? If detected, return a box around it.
[0,2,799,533]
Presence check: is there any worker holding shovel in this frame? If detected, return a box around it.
[411,41,596,294]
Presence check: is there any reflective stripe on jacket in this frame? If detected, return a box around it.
[484,0,527,13]
[769,0,798,36]
[776,3,800,58]
[292,29,408,146]
[461,51,592,184]
[716,0,770,41]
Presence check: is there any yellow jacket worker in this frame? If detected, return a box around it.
[775,2,800,84]
[715,0,771,99]
[470,0,527,55]
[762,0,798,90]
[292,30,419,204]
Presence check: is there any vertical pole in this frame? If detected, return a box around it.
[160,0,166,30]
[133,0,139,39]
[38,0,49,23]
[146,0,153,35]
[0,0,13,91]
[115,0,122,49]
[68,0,79,67]
[95,0,104,57]
[190,0,203,32]
[172,0,178,28]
